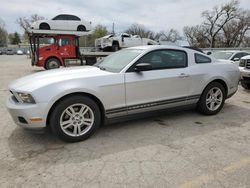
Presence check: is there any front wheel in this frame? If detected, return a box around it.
[197,82,226,115]
[45,58,60,70]
[50,95,101,142]
[112,44,119,52]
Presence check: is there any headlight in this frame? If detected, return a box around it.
[17,92,36,104]
[39,56,43,60]
[239,59,246,67]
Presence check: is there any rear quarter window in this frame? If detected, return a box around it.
[195,53,211,64]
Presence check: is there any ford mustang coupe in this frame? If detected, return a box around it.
[6,46,240,142]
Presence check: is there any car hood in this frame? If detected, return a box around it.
[9,66,113,92]
[99,34,115,39]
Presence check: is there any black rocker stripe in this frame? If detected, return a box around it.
[106,94,200,115]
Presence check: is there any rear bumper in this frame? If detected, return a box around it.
[6,97,48,130]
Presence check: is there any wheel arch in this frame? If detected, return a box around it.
[46,92,105,127]
[77,25,86,31]
[112,40,119,46]
[45,56,63,67]
[39,22,50,29]
[204,79,228,96]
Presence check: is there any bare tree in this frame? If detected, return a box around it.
[16,14,45,33]
[124,23,155,39]
[222,10,250,47]
[183,0,250,48]
[201,0,239,47]
[157,29,182,42]
[183,25,209,48]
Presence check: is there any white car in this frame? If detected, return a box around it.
[6,46,240,142]
[95,33,159,51]
[211,51,250,66]
[239,55,250,89]
[31,14,92,32]
[16,49,24,55]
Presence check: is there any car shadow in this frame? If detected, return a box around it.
[7,103,250,164]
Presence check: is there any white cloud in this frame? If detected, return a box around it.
[1,0,250,35]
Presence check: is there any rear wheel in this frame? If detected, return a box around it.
[45,58,60,70]
[39,23,50,30]
[50,95,101,142]
[241,82,250,90]
[77,25,86,32]
[197,82,226,115]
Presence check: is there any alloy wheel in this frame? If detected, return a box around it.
[60,104,95,137]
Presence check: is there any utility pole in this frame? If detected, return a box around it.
[112,23,115,34]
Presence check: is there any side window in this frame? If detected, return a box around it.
[122,34,130,38]
[59,38,71,46]
[69,15,81,21]
[53,15,64,20]
[195,53,211,64]
[231,53,249,60]
[137,50,187,70]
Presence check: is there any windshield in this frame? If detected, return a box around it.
[95,49,143,73]
[212,52,234,60]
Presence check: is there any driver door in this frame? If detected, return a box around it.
[125,49,191,115]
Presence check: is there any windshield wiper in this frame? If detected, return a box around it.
[99,66,106,70]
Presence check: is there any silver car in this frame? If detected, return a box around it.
[6,46,240,142]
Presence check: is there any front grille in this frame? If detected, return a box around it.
[246,59,250,69]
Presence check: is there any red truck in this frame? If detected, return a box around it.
[28,30,112,70]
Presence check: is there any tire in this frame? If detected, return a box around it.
[77,25,86,32]
[45,58,60,70]
[112,43,119,52]
[39,23,50,30]
[197,82,226,115]
[50,95,101,142]
[241,82,250,90]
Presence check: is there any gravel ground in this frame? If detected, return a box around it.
[0,55,250,188]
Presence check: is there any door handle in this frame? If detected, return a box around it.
[179,73,190,78]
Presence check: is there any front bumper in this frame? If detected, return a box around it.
[6,96,48,130]
[239,67,250,84]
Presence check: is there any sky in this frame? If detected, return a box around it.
[1,0,250,35]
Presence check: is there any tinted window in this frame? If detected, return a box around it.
[52,15,80,21]
[195,53,211,63]
[68,15,80,21]
[122,34,130,38]
[232,52,250,60]
[52,15,64,20]
[136,50,187,70]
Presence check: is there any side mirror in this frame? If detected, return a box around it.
[134,63,152,72]
[207,52,212,55]
[233,57,240,61]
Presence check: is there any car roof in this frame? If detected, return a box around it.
[54,14,78,17]
[128,45,201,54]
